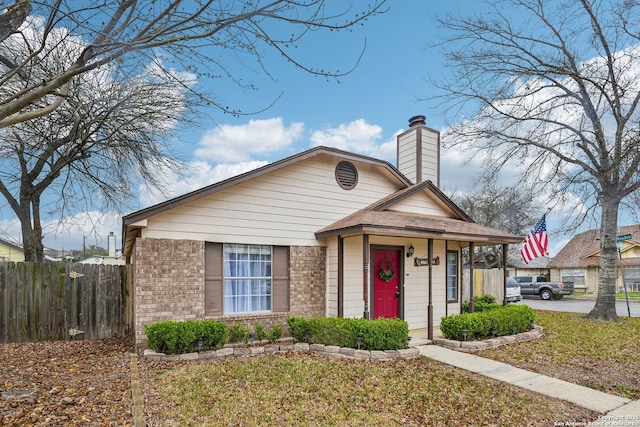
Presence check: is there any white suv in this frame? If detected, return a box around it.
[506,277,522,302]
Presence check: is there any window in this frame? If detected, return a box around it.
[223,244,272,314]
[561,268,585,287]
[205,243,289,317]
[447,251,458,302]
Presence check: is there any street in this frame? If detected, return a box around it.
[518,296,640,317]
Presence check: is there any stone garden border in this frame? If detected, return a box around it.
[431,325,543,352]
[143,341,420,362]
[142,326,542,361]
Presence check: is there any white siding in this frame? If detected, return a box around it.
[343,236,365,318]
[143,157,402,246]
[389,192,450,217]
[421,128,439,186]
[397,133,417,183]
[325,239,338,317]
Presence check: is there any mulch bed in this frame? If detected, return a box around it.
[0,336,134,426]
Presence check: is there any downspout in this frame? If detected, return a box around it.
[363,234,370,319]
[469,242,475,313]
[428,238,434,340]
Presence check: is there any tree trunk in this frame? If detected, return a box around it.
[17,198,45,263]
[586,195,620,321]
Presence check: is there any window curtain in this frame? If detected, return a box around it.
[223,244,272,313]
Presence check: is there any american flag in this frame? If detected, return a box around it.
[520,215,548,264]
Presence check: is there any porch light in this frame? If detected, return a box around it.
[406,245,415,258]
[356,336,363,350]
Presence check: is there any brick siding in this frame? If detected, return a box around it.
[133,239,327,352]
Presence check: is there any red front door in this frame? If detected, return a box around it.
[373,249,400,319]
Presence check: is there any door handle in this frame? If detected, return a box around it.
[395,291,400,299]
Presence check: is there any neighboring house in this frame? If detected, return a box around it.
[548,225,640,293]
[78,232,125,265]
[122,115,522,351]
[0,238,25,262]
[507,256,550,279]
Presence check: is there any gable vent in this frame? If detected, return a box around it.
[335,161,358,190]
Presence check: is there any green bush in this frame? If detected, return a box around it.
[287,317,308,342]
[228,322,250,344]
[462,294,502,313]
[440,305,535,341]
[145,319,228,354]
[199,320,228,349]
[352,318,409,351]
[267,324,283,343]
[254,323,267,342]
[287,316,408,350]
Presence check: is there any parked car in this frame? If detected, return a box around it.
[506,277,522,302]
[514,275,574,300]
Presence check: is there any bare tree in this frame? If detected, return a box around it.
[0,37,191,261]
[0,0,387,127]
[450,182,538,268]
[433,0,640,320]
[0,1,387,261]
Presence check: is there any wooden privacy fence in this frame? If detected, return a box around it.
[0,262,131,343]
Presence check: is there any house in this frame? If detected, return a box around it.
[122,115,522,351]
[77,232,126,265]
[507,256,550,279]
[548,225,640,294]
[0,238,24,262]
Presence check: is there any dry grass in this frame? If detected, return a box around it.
[139,310,640,426]
[475,310,640,400]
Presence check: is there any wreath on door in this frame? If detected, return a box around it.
[378,260,395,282]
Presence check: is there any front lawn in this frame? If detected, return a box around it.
[140,311,612,426]
[475,310,640,400]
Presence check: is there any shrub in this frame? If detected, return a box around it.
[287,317,308,342]
[352,318,409,351]
[287,316,408,350]
[145,319,228,354]
[440,305,535,341]
[199,320,228,349]
[254,323,267,342]
[267,324,283,343]
[228,322,250,344]
[462,294,501,313]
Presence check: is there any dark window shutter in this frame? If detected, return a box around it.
[272,246,290,312]
[205,242,223,316]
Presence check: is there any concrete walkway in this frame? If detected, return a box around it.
[417,345,640,425]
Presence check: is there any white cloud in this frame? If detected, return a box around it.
[310,119,384,155]
[194,118,304,162]
[42,211,122,252]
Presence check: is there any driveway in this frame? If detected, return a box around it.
[518,297,640,317]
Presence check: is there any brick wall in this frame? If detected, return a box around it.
[133,239,326,351]
[290,246,326,318]
[133,238,205,350]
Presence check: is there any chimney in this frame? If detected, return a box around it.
[397,115,440,186]
[108,232,116,257]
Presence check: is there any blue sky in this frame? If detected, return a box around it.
[0,0,615,255]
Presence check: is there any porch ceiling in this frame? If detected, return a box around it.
[315,210,523,245]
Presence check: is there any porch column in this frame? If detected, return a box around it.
[469,242,475,313]
[502,244,508,306]
[427,238,434,340]
[338,236,344,317]
[363,234,370,319]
